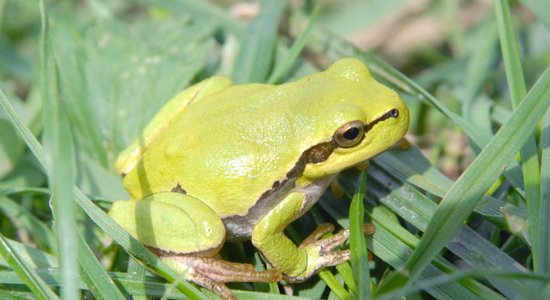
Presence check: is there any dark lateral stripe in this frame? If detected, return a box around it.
[286,141,337,179]
[255,141,337,206]
[364,108,398,133]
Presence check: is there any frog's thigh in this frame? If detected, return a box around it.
[109,192,224,255]
[111,192,282,299]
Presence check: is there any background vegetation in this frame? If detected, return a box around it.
[1,0,550,299]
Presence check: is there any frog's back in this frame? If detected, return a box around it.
[122,82,324,218]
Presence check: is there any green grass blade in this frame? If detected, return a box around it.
[267,7,318,84]
[336,263,355,293]
[495,0,542,273]
[1,46,206,300]
[126,259,148,300]
[137,0,244,34]
[0,87,206,298]
[375,148,530,239]
[383,65,550,290]
[39,1,79,298]
[367,219,484,299]
[318,270,349,300]
[49,25,109,167]
[0,196,56,251]
[540,109,550,273]
[495,0,528,105]
[0,238,57,269]
[0,96,45,169]
[232,0,287,83]
[461,18,497,126]
[77,231,125,300]
[349,161,522,297]
[320,187,500,299]
[0,235,59,300]
[349,171,371,300]
[377,269,550,300]
[369,212,506,300]
[520,0,550,30]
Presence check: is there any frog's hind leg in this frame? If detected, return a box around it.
[163,256,282,300]
[109,192,281,299]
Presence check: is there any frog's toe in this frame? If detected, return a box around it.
[315,249,350,268]
[162,256,282,299]
[282,226,352,283]
[283,248,350,283]
[364,223,376,235]
[318,228,350,252]
[188,272,237,300]
[300,224,350,251]
[301,223,335,245]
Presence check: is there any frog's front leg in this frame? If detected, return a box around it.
[251,192,351,282]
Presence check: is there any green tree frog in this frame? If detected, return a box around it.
[109,57,409,299]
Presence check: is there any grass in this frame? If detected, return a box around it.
[1,0,550,299]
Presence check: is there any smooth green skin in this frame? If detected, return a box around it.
[109,58,409,285]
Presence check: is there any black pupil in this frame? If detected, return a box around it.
[344,127,361,140]
[389,109,399,118]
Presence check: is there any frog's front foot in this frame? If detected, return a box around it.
[162,256,282,300]
[284,223,351,282]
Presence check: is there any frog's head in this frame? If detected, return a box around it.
[300,58,409,179]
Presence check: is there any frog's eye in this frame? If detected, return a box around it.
[334,120,365,148]
[389,108,399,118]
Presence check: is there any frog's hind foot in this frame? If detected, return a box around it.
[163,256,282,299]
[278,223,351,283]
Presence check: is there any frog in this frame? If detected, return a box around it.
[109,57,409,299]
